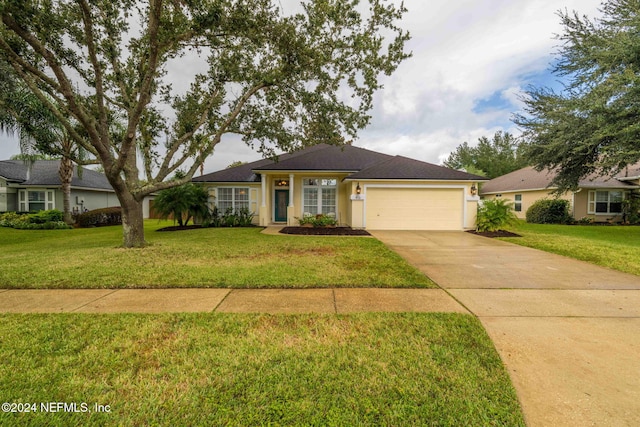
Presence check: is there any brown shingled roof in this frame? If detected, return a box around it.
[194,144,487,183]
[480,164,640,195]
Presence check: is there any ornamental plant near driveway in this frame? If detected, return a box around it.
[476,199,518,232]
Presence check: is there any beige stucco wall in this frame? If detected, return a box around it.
[200,177,482,230]
[573,189,628,223]
[484,190,573,219]
[354,180,479,230]
[197,183,262,224]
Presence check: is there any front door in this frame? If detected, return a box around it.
[274,189,289,222]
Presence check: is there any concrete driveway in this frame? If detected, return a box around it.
[371,230,640,427]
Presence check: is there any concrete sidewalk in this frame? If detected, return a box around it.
[0,288,467,314]
[371,230,640,427]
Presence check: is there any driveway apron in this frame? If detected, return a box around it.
[371,230,640,427]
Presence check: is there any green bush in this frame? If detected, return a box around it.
[12,220,72,230]
[29,209,64,224]
[76,207,122,228]
[525,199,572,224]
[0,212,22,227]
[297,213,338,228]
[0,210,71,229]
[622,195,640,224]
[207,207,254,228]
[476,199,518,232]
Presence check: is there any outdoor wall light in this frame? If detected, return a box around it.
[470,183,477,196]
[356,183,361,195]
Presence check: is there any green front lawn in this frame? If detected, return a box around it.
[0,313,525,426]
[503,222,640,276]
[0,221,433,288]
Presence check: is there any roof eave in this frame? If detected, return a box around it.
[344,177,489,182]
[251,169,359,173]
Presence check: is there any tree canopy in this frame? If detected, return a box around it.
[0,0,410,246]
[443,131,527,179]
[514,0,640,191]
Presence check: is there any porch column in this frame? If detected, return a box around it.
[259,174,268,226]
[288,174,294,207]
[287,173,295,225]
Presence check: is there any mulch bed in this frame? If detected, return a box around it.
[156,225,204,232]
[280,226,371,236]
[466,230,521,238]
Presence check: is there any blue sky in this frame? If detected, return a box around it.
[0,0,603,172]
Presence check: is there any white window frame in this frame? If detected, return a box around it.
[216,187,250,213]
[514,194,522,212]
[301,178,338,217]
[18,189,55,212]
[588,190,624,215]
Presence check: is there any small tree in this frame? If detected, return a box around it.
[153,183,209,227]
[476,199,518,232]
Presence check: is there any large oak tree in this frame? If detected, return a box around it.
[0,0,409,247]
[514,0,640,191]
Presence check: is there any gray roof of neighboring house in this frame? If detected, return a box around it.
[616,163,640,180]
[480,165,640,195]
[0,160,114,190]
[194,144,487,183]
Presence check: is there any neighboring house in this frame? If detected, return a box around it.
[193,144,486,230]
[480,164,640,222]
[0,160,120,213]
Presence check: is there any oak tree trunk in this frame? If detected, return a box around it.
[119,194,146,248]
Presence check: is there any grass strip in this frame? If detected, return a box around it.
[0,313,524,426]
[502,222,640,276]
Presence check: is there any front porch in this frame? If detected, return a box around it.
[257,172,354,227]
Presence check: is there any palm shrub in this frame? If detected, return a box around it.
[526,199,572,224]
[476,199,518,232]
[153,183,209,226]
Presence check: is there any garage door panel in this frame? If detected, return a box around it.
[365,188,463,230]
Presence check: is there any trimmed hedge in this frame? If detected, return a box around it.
[525,199,572,224]
[76,207,122,227]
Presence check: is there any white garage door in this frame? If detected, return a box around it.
[365,187,464,230]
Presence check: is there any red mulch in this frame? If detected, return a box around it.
[466,230,521,238]
[280,226,371,236]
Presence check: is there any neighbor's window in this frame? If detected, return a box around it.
[302,178,337,216]
[18,190,54,211]
[28,191,46,211]
[217,187,249,212]
[514,194,522,212]
[588,190,624,214]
